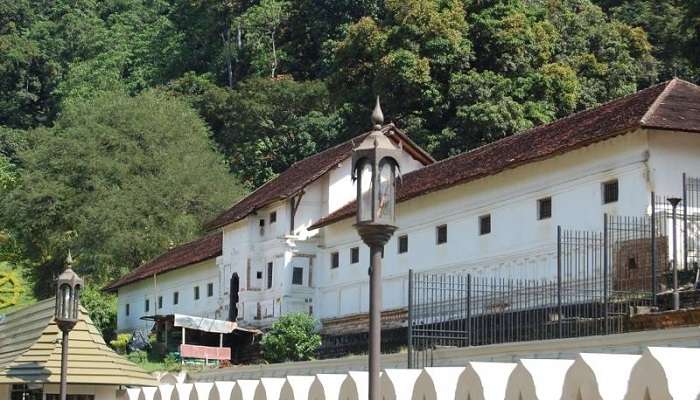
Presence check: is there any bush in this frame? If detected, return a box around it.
[126,350,148,364]
[110,333,132,354]
[80,285,117,341]
[261,313,321,363]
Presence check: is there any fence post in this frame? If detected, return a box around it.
[651,192,657,306]
[407,269,413,368]
[603,213,609,335]
[466,274,472,347]
[557,225,563,339]
[683,172,688,271]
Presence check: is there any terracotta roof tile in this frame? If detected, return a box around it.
[103,232,222,292]
[206,126,434,230]
[310,79,700,229]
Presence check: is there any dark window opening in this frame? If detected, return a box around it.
[479,215,491,235]
[350,247,359,264]
[207,283,214,297]
[603,180,619,204]
[538,197,552,220]
[398,235,408,254]
[158,296,163,309]
[627,257,638,270]
[270,211,277,224]
[145,299,150,312]
[256,271,263,279]
[436,225,447,244]
[292,267,304,285]
[173,291,179,305]
[331,252,339,269]
[267,262,273,289]
[194,286,200,300]
[125,303,130,316]
[259,218,265,235]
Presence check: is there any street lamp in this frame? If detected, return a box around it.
[668,197,681,311]
[55,250,83,400]
[352,97,401,400]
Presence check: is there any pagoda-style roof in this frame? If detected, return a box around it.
[0,298,156,386]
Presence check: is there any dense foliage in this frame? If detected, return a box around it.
[261,313,322,362]
[1,0,699,307]
[0,91,242,296]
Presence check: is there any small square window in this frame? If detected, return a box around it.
[173,291,179,305]
[538,197,552,220]
[256,271,263,279]
[158,296,163,309]
[194,286,200,300]
[479,215,491,235]
[125,303,130,316]
[602,179,618,204]
[207,283,214,297]
[145,299,150,312]
[398,235,408,254]
[292,267,304,285]
[436,225,447,245]
[350,247,359,264]
[270,211,277,224]
[331,252,339,269]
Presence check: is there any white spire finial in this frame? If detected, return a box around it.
[371,96,384,130]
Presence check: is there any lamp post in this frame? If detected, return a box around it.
[55,251,83,400]
[668,198,681,310]
[352,97,401,400]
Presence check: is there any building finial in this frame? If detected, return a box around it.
[65,249,73,270]
[371,96,384,130]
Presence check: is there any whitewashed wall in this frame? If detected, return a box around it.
[117,258,222,332]
[124,346,700,400]
[117,129,700,330]
[314,130,685,319]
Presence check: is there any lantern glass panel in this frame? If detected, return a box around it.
[377,160,395,223]
[60,284,71,319]
[358,161,373,222]
[73,286,81,320]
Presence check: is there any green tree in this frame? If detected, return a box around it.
[329,0,656,157]
[238,0,291,78]
[0,90,244,296]
[80,284,117,341]
[168,74,345,188]
[261,313,321,363]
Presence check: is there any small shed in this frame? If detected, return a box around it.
[142,314,261,365]
[0,298,156,400]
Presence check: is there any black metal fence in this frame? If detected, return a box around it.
[407,175,700,367]
[407,217,658,367]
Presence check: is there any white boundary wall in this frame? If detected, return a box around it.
[123,345,700,400]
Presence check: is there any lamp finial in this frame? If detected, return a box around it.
[371,96,384,130]
[65,250,73,270]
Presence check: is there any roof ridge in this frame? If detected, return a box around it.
[410,80,676,172]
[641,79,677,125]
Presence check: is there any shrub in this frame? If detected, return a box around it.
[126,350,148,364]
[261,313,321,363]
[109,333,131,354]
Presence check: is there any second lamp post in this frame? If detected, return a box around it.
[352,97,401,400]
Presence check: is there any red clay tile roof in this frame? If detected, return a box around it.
[103,232,222,292]
[205,126,434,230]
[310,78,700,230]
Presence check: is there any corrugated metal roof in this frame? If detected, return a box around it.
[0,298,156,386]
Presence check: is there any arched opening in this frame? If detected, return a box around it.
[229,273,240,321]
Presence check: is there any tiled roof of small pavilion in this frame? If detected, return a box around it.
[0,298,156,386]
[309,78,700,229]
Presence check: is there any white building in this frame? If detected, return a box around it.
[106,78,700,335]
